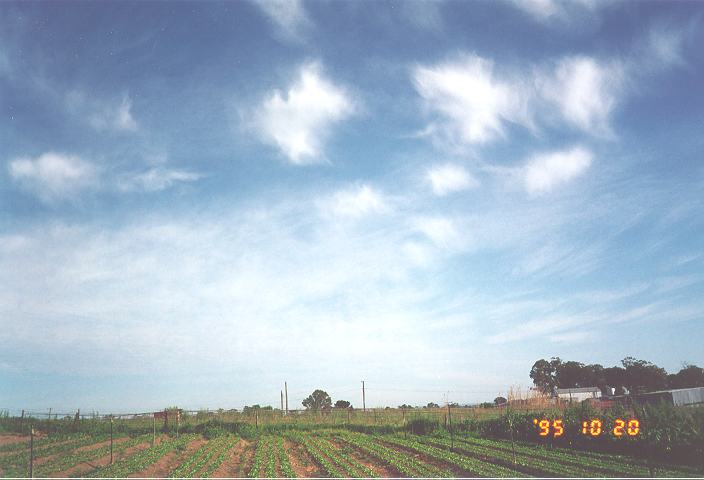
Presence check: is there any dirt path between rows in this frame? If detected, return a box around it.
[0,435,32,447]
[129,436,207,478]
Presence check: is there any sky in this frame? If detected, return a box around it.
[1,0,703,413]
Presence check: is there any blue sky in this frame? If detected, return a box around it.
[1,0,703,413]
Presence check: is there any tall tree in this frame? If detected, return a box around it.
[668,364,704,388]
[622,357,668,393]
[530,358,560,394]
[302,390,332,411]
[603,366,627,395]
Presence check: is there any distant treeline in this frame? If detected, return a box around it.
[530,357,704,395]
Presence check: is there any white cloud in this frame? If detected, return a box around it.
[118,168,202,192]
[413,54,531,145]
[323,184,389,218]
[253,62,355,164]
[538,56,622,135]
[510,0,598,23]
[254,0,311,41]
[67,92,138,133]
[548,330,595,344]
[512,0,560,20]
[427,163,478,196]
[646,25,686,68]
[8,152,99,201]
[114,96,138,131]
[524,146,592,195]
[412,216,464,250]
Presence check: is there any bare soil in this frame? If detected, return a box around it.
[284,438,323,478]
[129,436,207,478]
[209,438,252,478]
[0,435,31,447]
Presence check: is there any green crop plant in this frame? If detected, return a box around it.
[380,434,527,477]
[0,433,112,477]
[276,436,296,478]
[34,434,151,477]
[88,433,197,478]
[201,435,239,478]
[265,436,277,477]
[285,431,344,478]
[247,437,269,478]
[308,433,377,478]
[335,431,451,478]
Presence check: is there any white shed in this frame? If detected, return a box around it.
[556,387,601,402]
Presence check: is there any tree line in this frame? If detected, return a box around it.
[530,357,704,395]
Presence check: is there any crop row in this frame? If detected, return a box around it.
[247,436,270,478]
[201,435,240,478]
[275,436,296,478]
[286,431,344,478]
[454,435,682,477]
[34,434,151,477]
[419,435,597,477]
[334,431,450,478]
[379,435,527,478]
[169,434,234,478]
[0,433,112,477]
[306,433,377,478]
[87,434,198,478]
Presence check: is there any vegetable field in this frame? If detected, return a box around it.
[1,429,700,478]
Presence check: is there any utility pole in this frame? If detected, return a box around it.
[281,390,284,413]
[362,381,366,413]
[285,382,289,415]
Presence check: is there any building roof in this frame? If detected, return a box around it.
[556,387,601,394]
[635,386,704,395]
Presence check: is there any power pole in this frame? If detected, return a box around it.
[280,390,284,413]
[362,381,366,413]
[285,382,289,415]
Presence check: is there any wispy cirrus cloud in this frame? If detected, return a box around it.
[251,62,356,164]
[117,167,202,193]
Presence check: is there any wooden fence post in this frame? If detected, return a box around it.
[110,417,114,464]
[152,416,156,446]
[29,426,34,478]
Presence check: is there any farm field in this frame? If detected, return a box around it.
[1,430,700,478]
